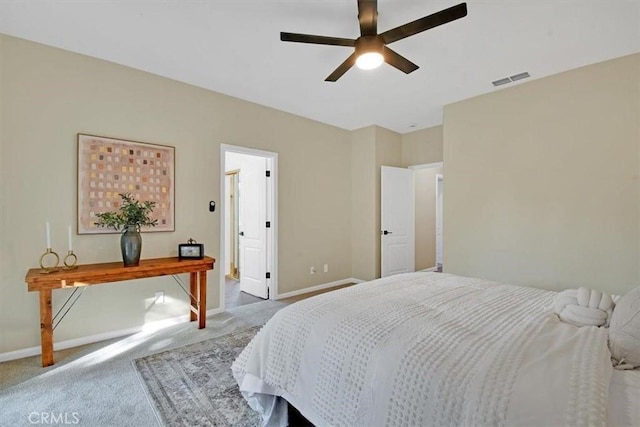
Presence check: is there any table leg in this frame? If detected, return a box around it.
[189,272,197,322]
[39,289,54,367]
[198,270,207,329]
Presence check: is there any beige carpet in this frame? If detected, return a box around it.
[0,284,352,426]
[0,300,286,427]
[0,288,352,427]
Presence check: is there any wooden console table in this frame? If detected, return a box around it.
[25,256,215,367]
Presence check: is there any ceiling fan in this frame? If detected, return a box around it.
[280,1,468,82]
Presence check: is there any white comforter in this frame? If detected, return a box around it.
[232,273,613,426]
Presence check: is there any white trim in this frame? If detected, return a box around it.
[0,308,223,363]
[220,144,279,308]
[420,267,438,272]
[408,161,443,170]
[275,278,364,300]
[221,144,278,159]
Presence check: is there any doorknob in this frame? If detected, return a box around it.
[381,230,393,235]
[239,231,245,236]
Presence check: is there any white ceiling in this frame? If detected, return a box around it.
[1,1,638,133]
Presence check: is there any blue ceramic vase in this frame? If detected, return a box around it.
[121,225,142,267]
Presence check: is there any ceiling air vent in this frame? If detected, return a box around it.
[491,77,511,86]
[492,71,530,87]
[509,72,530,81]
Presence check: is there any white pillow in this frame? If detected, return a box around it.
[608,286,640,368]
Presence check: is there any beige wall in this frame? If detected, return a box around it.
[350,126,403,280]
[415,166,442,270]
[0,37,5,346]
[401,126,443,166]
[443,53,640,294]
[0,35,352,353]
[351,124,442,279]
[351,127,377,281]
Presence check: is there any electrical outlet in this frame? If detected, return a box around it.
[155,291,165,303]
[324,264,329,273]
[310,266,316,275]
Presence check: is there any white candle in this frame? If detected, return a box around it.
[68,226,73,251]
[46,221,51,249]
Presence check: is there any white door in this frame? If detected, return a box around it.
[238,155,268,299]
[436,174,443,268]
[381,166,415,277]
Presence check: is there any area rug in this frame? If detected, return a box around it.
[134,326,262,427]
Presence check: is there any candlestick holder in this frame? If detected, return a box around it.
[63,250,78,270]
[39,248,60,274]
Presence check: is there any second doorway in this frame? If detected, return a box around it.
[222,146,277,308]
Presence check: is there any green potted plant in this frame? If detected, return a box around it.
[95,193,158,266]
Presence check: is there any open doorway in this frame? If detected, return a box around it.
[220,145,278,310]
[381,166,415,277]
[380,162,443,276]
[409,162,443,272]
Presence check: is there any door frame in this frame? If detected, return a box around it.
[225,170,240,279]
[408,161,443,171]
[220,144,278,309]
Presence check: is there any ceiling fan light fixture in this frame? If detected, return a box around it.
[354,35,384,70]
[356,51,384,70]
[280,1,468,81]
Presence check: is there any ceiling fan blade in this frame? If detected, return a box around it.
[358,0,377,36]
[325,52,357,82]
[380,2,467,45]
[382,46,419,74]
[281,32,355,47]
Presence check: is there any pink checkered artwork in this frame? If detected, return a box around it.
[77,134,175,234]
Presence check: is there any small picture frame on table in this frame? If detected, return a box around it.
[179,239,204,259]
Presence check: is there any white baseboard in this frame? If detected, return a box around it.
[0,307,223,363]
[275,278,363,300]
[421,267,438,272]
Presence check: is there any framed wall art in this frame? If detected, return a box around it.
[77,134,175,234]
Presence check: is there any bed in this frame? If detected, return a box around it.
[232,272,640,426]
